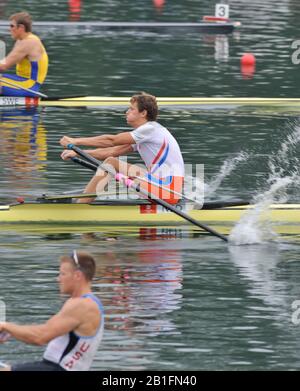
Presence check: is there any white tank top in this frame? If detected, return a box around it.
[131,121,184,179]
[43,293,104,371]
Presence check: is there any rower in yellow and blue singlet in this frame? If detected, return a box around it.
[0,12,48,97]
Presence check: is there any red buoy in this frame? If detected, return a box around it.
[241,53,256,66]
[153,0,165,9]
[240,53,256,79]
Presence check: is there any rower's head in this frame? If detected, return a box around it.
[126,92,158,127]
[9,12,32,39]
[58,250,96,294]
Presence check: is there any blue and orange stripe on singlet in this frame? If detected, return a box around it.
[142,138,184,204]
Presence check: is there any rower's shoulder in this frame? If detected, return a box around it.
[63,296,98,311]
[15,34,39,49]
[25,33,43,46]
[27,33,40,40]
[137,121,159,132]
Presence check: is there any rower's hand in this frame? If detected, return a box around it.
[60,136,76,148]
[0,323,10,343]
[61,150,76,160]
[0,332,10,343]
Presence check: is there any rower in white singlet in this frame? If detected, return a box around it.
[0,251,104,372]
[60,92,185,204]
[43,293,104,371]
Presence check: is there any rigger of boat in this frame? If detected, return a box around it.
[2,96,300,108]
[0,20,240,34]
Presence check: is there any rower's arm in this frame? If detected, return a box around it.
[60,132,135,148]
[0,300,82,346]
[0,41,30,71]
[88,144,134,160]
[60,144,134,161]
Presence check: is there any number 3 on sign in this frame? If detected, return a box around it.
[215,3,230,19]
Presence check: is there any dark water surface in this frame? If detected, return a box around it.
[1,0,300,371]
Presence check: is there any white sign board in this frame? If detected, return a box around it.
[215,3,230,19]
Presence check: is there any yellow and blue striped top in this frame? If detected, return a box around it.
[16,33,48,84]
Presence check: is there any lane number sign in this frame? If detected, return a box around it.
[215,3,230,19]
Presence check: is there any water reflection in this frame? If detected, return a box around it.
[82,235,183,370]
[229,244,290,318]
[0,107,47,200]
[93,239,182,338]
[152,0,166,14]
[68,0,82,21]
[202,34,230,62]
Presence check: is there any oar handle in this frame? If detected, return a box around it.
[68,144,104,170]
[71,156,97,171]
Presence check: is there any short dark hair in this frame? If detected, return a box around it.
[61,251,96,281]
[130,92,158,121]
[10,12,32,32]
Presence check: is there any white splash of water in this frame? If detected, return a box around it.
[229,124,300,245]
[184,152,250,202]
[229,176,297,245]
[205,152,250,198]
[184,152,250,207]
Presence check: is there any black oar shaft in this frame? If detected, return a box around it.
[71,156,97,171]
[67,144,228,242]
[116,174,227,241]
[69,146,103,167]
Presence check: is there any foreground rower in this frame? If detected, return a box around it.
[0,251,104,371]
[60,92,185,204]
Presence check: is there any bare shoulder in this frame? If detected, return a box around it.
[60,297,100,333]
[25,36,40,48]
[61,296,99,313]
[13,40,23,48]
[13,38,32,52]
[16,36,39,49]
